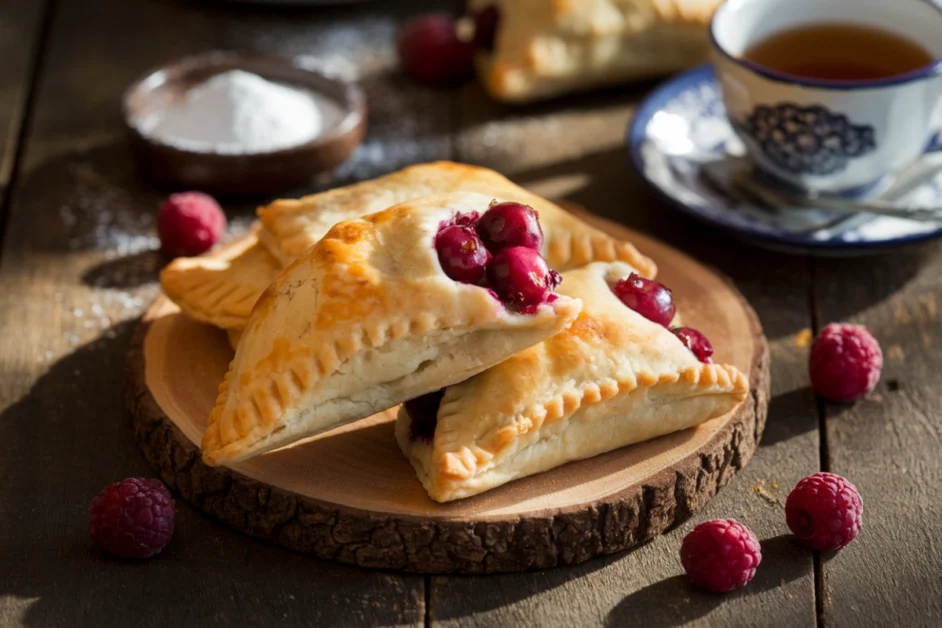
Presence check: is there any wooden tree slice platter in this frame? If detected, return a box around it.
[125,211,769,574]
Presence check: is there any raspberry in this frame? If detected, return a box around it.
[89,478,175,559]
[786,472,862,551]
[680,519,762,593]
[157,192,226,258]
[809,323,882,402]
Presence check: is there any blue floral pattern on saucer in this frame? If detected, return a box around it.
[626,65,942,254]
[741,103,876,175]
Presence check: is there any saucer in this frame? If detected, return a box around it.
[627,65,942,254]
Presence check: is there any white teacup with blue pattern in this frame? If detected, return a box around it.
[710,0,942,194]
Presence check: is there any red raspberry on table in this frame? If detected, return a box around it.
[397,14,476,86]
[809,323,882,402]
[680,519,762,593]
[786,472,862,551]
[157,191,226,258]
[89,477,175,559]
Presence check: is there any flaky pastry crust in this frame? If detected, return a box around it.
[161,162,654,332]
[259,161,656,277]
[397,261,748,502]
[202,192,582,466]
[159,226,281,331]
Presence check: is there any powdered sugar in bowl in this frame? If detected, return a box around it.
[123,51,366,196]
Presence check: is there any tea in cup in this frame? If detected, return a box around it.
[710,0,942,194]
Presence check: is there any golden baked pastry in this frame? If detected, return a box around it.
[160,226,281,331]
[202,193,583,466]
[259,161,655,275]
[396,261,748,502]
[469,0,723,102]
[161,161,654,332]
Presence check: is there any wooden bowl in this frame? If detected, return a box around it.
[122,51,367,197]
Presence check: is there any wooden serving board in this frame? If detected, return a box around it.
[125,211,769,574]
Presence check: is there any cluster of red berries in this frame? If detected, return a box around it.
[684,323,877,593]
[611,273,713,363]
[682,471,863,593]
[436,201,561,314]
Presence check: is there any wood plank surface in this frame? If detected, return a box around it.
[0,0,49,199]
[813,246,942,627]
[4,0,941,625]
[427,81,821,627]
[0,0,461,625]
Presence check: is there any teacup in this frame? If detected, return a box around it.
[710,0,942,194]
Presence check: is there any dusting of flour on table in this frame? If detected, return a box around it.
[141,70,343,154]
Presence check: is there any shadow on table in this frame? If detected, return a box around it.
[605,535,806,628]
[0,320,423,628]
[761,387,818,447]
[428,550,623,620]
[82,250,163,289]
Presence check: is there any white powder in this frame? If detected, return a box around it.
[141,70,343,154]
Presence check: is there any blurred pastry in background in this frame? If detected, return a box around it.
[468,0,723,102]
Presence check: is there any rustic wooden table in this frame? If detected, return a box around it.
[0,0,940,626]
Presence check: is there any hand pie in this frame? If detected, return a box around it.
[202,192,583,466]
[259,161,656,277]
[159,226,281,331]
[396,261,748,502]
[468,0,723,102]
[162,162,653,333]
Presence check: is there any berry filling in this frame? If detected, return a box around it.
[452,210,480,227]
[404,389,446,442]
[476,201,543,251]
[487,247,561,314]
[436,224,491,285]
[612,273,676,327]
[673,327,714,363]
[434,205,562,314]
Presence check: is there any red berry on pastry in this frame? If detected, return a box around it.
[89,478,175,559]
[673,327,714,363]
[681,519,762,593]
[809,323,882,402]
[472,5,500,51]
[436,224,491,284]
[612,273,676,327]
[477,201,544,252]
[157,191,226,258]
[786,472,862,551]
[404,389,446,442]
[452,211,481,228]
[487,246,561,313]
[397,14,475,86]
